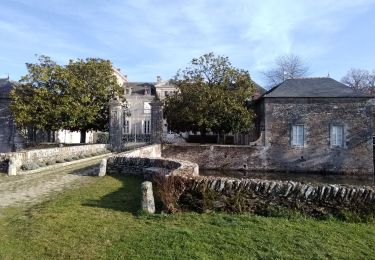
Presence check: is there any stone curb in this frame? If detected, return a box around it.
[17,153,113,175]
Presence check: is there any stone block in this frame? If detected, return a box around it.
[98,159,107,177]
[141,181,155,213]
[8,157,17,176]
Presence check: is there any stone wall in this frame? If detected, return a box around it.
[103,144,374,216]
[163,124,374,176]
[179,176,375,215]
[106,144,198,178]
[116,144,161,158]
[263,98,373,174]
[107,156,198,178]
[162,144,267,171]
[0,144,110,172]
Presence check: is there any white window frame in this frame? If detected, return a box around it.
[291,124,304,147]
[330,124,344,148]
[124,120,130,134]
[143,102,151,114]
[143,120,151,134]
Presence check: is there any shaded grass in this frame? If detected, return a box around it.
[0,175,375,259]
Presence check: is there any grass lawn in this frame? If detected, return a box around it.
[1,175,375,259]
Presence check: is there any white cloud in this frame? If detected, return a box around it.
[0,0,374,83]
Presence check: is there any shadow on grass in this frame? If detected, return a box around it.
[82,175,143,215]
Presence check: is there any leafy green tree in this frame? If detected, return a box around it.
[164,53,256,138]
[10,56,123,143]
[10,55,75,135]
[65,58,123,143]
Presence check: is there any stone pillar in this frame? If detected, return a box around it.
[98,159,107,177]
[109,97,124,152]
[141,181,155,213]
[8,157,17,176]
[150,100,164,144]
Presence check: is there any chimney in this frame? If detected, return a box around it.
[156,76,161,82]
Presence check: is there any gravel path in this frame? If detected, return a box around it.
[0,158,103,208]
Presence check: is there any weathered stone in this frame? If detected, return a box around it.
[267,182,277,193]
[150,100,164,144]
[98,159,107,177]
[332,186,339,197]
[7,157,17,176]
[304,186,314,199]
[109,97,124,152]
[141,181,155,214]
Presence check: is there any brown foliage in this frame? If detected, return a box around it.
[153,172,188,213]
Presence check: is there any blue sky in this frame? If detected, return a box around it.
[1,0,375,86]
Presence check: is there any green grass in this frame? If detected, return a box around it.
[1,175,375,259]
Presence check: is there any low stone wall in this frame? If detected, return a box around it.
[162,144,266,171]
[107,157,198,178]
[178,176,375,215]
[162,144,374,175]
[0,144,110,172]
[107,144,198,178]
[119,144,161,158]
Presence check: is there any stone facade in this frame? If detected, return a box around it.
[262,97,374,174]
[251,78,374,175]
[122,76,176,140]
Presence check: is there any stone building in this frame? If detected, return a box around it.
[254,77,374,174]
[122,76,176,142]
[0,78,25,152]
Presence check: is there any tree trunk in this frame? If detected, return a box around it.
[200,130,206,144]
[47,130,51,142]
[80,130,86,144]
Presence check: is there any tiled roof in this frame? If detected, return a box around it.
[263,77,372,98]
[125,82,156,95]
[0,79,14,98]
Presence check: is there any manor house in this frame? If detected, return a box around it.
[113,68,176,142]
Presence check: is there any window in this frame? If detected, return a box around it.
[124,120,130,134]
[143,120,151,134]
[291,125,304,147]
[331,125,344,148]
[144,87,150,95]
[144,102,151,114]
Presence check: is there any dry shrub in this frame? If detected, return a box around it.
[153,172,188,213]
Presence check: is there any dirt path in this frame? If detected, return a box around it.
[0,158,103,208]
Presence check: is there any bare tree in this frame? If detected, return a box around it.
[262,54,309,87]
[341,68,375,94]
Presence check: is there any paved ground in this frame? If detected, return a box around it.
[0,158,104,208]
